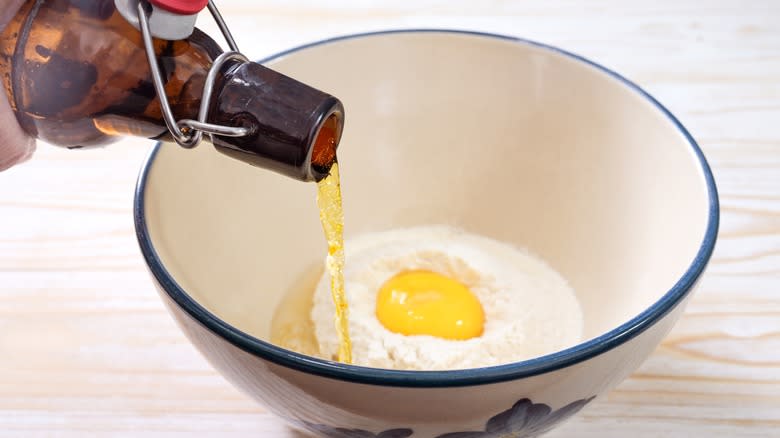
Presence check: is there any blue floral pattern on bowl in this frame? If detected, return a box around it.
[298,421,413,438]
[436,396,596,437]
[296,396,594,437]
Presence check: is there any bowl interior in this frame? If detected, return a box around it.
[141,32,710,355]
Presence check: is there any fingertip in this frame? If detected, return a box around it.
[0,136,36,171]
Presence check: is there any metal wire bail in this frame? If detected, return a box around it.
[136,0,251,148]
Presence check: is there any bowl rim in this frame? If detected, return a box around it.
[134,29,720,388]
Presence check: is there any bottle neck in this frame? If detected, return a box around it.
[209,60,344,182]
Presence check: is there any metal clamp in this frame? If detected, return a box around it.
[136,0,251,148]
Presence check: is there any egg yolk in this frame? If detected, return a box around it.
[375,270,484,340]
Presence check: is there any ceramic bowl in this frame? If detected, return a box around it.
[134,30,718,437]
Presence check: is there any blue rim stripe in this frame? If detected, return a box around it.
[134,29,719,388]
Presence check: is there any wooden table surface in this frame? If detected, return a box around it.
[1,0,778,436]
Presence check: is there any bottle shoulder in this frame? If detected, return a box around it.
[0,0,222,147]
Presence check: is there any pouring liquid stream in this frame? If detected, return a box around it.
[316,162,352,364]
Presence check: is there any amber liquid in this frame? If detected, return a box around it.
[269,262,322,357]
[316,163,352,363]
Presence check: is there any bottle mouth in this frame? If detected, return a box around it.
[309,108,344,182]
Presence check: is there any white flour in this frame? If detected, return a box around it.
[310,226,583,370]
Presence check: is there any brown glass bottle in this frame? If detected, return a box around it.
[0,0,342,181]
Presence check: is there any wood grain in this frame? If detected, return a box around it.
[1,0,778,436]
